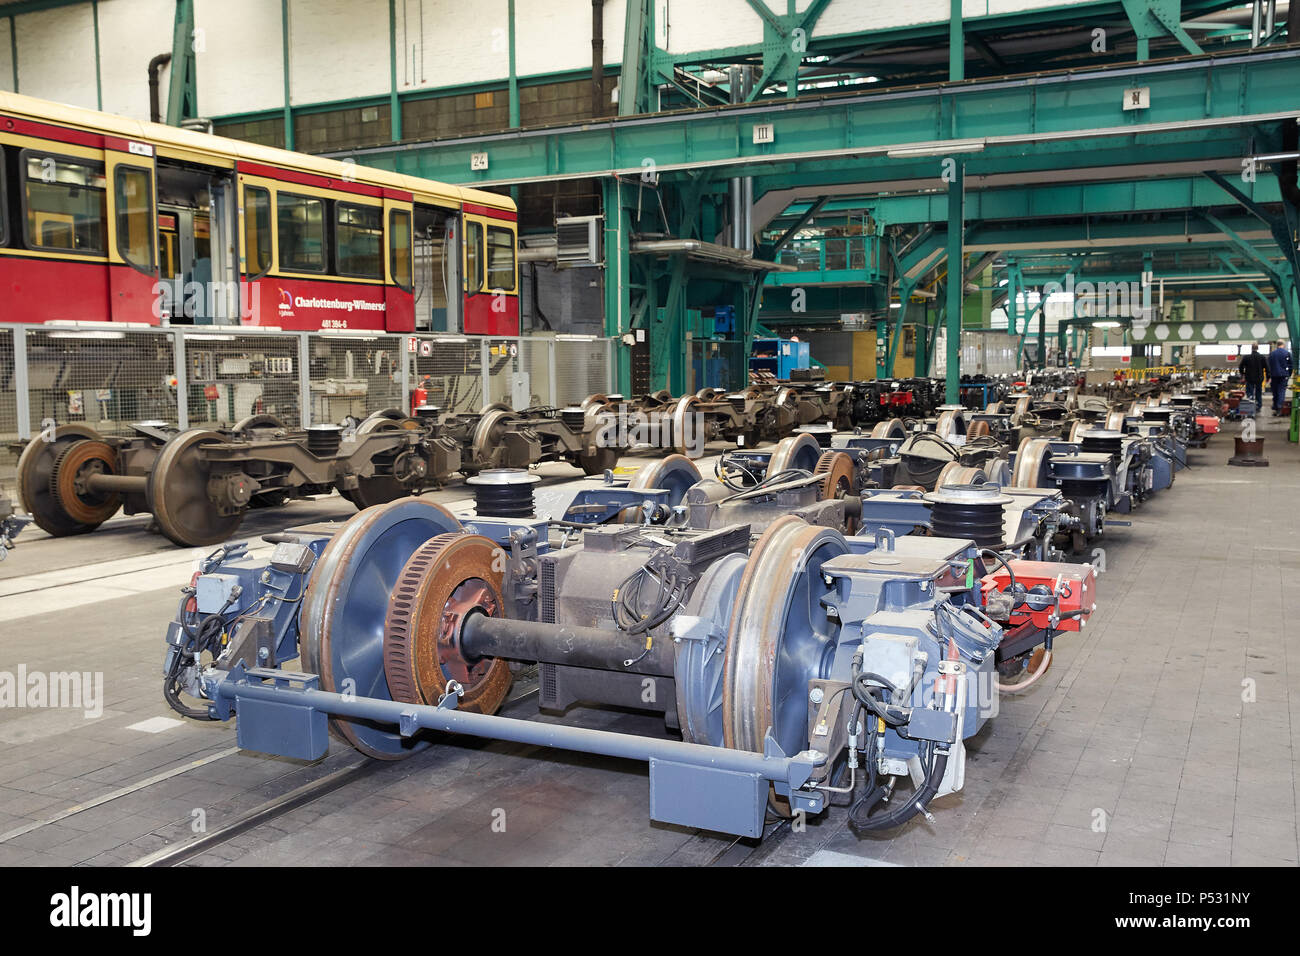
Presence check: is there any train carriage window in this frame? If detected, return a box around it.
[0,147,6,247]
[465,219,483,294]
[389,208,412,291]
[487,225,515,292]
[335,202,382,279]
[276,192,325,273]
[244,186,272,276]
[22,152,107,255]
[114,165,154,271]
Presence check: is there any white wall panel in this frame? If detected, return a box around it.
[195,0,284,116]
[0,19,13,94]
[396,0,508,91]
[98,0,175,120]
[15,6,98,109]
[289,0,388,105]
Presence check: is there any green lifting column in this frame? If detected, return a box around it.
[603,177,632,395]
[944,162,963,403]
[166,0,198,126]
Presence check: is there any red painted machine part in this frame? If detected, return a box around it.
[980,560,1096,633]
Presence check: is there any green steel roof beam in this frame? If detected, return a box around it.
[1122,0,1205,61]
[337,49,1300,188]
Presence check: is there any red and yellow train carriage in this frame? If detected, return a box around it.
[0,91,518,335]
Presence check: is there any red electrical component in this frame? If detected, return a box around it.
[884,391,914,406]
[1196,415,1220,435]
[980,560,1097,633]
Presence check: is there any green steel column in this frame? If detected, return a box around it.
[949,0,964,82]
[389,0,401,141]
[603,178,632,394]
[92,1,102,110]
[280,0,293,148]
[166,0,198,126]
[507,0,519,128]
[944,162,963,402]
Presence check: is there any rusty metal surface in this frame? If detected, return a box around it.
[383,532,512,715]
[51,439,120,526]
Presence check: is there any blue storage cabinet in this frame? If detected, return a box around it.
[748,338,810,380]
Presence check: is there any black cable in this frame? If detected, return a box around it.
[978,547,1018,601]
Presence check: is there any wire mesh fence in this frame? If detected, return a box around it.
[0,328,18,499]
[2,328,614,453]
[23,327,177,437]
[555,337,612,406]
[410,336,484,414]
[306,333,405,423]
[183,331,302,430]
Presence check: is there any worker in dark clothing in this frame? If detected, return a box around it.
[1267,340,1293,415]
[1239,344,1267,415]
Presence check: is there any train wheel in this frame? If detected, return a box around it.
[1067,420,1088,443]
[576,445,619,476]
[1105,409,1126,431]
[966,419,991,439]
[50,440,122,527]
[344,416,416,510]
[147,430,246,547]
[383,533,512,716]
[470,407,519,468]
[722,516,849,755]
[1011,437,1053,488]
[17,424,112,537]
[674,553,747,747]
[669,395,703,458]
[766,432,822,478]
[935,409,962,440]
[623,454,702,522]
[869,418,906,440]
[299,499,464,759]
[936,461,988,487]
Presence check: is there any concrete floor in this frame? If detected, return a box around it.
[0,422,1296,867]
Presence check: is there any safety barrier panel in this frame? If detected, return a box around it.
[0,326,615,494]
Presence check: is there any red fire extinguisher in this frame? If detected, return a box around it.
[411,376,430,414]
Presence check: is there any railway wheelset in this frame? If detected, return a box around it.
[16,403,621,548]
[163,480,1096,838]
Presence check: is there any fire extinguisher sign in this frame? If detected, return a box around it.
[407,336,417,353]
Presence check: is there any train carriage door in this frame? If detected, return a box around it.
[236,170,276,325]
[383,193,415,332]
[105,145,158,323]
[462,204,519,336]
[462,209,488,334]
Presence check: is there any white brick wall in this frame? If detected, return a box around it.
[15,5,98,109]
[289,0,388,105]
[195,0,284,117]
[98,0,175,121]
[0,0,1115,119]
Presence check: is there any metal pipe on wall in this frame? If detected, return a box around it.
[592,0,605,119]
